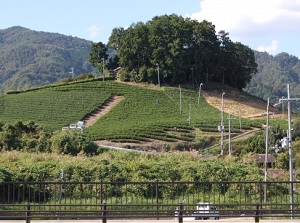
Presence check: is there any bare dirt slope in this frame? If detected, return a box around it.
[203,88,279,118]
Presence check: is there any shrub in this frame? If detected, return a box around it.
[117,68,130,82]
[50,130,98,156]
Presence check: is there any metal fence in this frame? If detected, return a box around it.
[1,181,300,222]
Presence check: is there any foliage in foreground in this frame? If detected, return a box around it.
[0,150,261,183]
[0,121,98,156]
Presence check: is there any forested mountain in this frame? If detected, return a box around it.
[1,25,300,108]
[0,26,93,92]
[244,51,300,108]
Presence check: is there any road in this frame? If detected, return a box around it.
[2,218,300,223]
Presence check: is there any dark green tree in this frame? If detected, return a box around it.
[190,20,220,84]
[117,22,150,79]
[218,30,232,84]
[227,42,257,89]
[107,27,125,50]
[148,14,191,84]
[89,42,108,74]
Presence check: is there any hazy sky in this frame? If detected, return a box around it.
[1,0,300,58]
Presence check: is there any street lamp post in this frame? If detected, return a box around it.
[238,108,241,131]
[156,63,160,87]
[188,103,191,125]
[102,58,105,81]
[228,113,236,155]
[191,68,194,88]
[179,85,182,115]
[198,83,203,106]
[220,92,225,155]
[69,68,74,78]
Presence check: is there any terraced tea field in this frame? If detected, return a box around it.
[0,79,263,146]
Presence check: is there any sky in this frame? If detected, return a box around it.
[1,0,300,58]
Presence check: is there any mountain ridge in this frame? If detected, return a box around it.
[1,26,300,108]
[0,26,94,92]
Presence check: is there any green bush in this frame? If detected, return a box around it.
[117,68,130,82]
[50,130,98,156]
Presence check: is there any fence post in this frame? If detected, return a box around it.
[102,203,107,223]
[26,203,30,223]
[259,180,263,205]
[255,203,260,223]
[178,202,183,223]
[100,180,103,205]
[155,180,159,220]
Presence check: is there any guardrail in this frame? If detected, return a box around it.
[1,181,300,222]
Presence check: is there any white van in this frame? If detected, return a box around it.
[192,202,219,220]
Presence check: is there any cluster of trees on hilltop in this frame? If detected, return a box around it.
[90,14,257,89]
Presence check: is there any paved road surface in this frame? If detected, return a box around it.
[2,218,300,223]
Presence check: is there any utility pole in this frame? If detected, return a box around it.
[264,97,270,204]
[282,96,285,117]
[274,84,300,218]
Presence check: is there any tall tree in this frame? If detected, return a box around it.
[218,30,232,84]
[148,14,190,84]
[227,42,257,89]
[107,27,125,50]
[190,20,220,84]
[89,42,108,74]
[117,22,150,76]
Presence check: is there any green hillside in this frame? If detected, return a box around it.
[0,26,93,92]
[0,78,260,147]
[0,78,297,184]
[244,51,300,109]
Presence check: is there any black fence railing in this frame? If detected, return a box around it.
[1,181,300,222]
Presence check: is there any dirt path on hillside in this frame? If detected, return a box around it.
[83,95,124,127]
